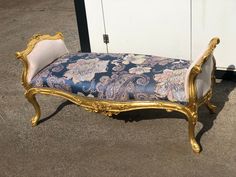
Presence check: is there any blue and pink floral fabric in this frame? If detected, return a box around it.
[30,53,190,104]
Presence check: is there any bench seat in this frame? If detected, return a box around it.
[16,33,220,153]
[30,53,190,104]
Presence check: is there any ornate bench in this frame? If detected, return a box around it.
[16,33,219,153]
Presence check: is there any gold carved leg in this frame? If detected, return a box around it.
[205,102,217,114]
[25,93,41,127]
[188,112,201,153]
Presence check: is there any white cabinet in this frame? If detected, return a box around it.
[192,0,236,71]
[84,0,236,70]
[102,0,191,59]
[85,0,191,59]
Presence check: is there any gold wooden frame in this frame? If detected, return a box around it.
[16,32,220,153]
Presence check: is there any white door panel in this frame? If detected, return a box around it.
[85,0,106,53]
[103,0,191,59]
[86,0,191,60]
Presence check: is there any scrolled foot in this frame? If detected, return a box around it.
[25,92,41,127]
[190,138,201,153]
[31,116,40,127]
[205,102,217,114]
[187,111,201,153]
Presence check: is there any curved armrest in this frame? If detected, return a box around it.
[16,32,69,89]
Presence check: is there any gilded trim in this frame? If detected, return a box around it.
[16,33,220,153]
[25,87,192,117]
[187,38,220,106]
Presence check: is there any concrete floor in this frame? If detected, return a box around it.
[0,0,236,176]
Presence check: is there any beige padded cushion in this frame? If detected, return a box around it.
[27,39,69,82]
[185,54,214,100]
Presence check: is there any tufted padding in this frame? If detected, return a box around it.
[27,39,69,82]
[30,53,191,104]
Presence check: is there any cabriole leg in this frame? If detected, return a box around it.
[25,93,41,127]
[188,113,201,153]
[205,102,217,114]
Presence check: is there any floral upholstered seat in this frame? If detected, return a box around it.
[30,53,190,104]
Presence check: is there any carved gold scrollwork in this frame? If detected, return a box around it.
[31,34,41,40]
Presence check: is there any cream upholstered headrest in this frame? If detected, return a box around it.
[27,39,69,82]
[184,52,214,100]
